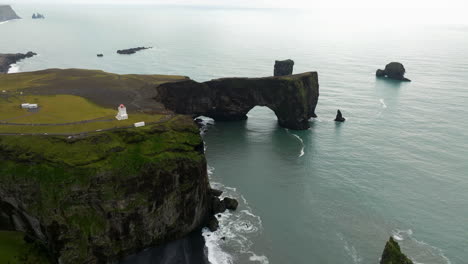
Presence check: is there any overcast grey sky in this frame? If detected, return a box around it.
[8,0,468,9]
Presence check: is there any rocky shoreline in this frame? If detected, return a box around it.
[0,52,37,73]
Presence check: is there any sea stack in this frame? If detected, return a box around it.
[376,62,411,82]
[380,237,414,264]
[334,110,345,122]
[97,54,104,57]
[274,59,294,76]
[0,5,21,22]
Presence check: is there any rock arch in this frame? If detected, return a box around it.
[156,72,319,130]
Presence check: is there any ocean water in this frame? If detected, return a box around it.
[2,4,468,264]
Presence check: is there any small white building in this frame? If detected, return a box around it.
[134,121,145,128]
[21,103,38,109]
[116,104,128,120]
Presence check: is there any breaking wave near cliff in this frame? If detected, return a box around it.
[202,166,269,264]
[391,229,452,264]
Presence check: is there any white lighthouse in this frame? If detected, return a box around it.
[116,104,128,120]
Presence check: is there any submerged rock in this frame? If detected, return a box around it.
[156,72,319,130]
[380,237,414,264]
[376,62,411,82]
[274,59,294,76]
[334,109,345,122]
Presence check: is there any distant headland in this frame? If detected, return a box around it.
[0,5,20,22]
[0,52,37,73]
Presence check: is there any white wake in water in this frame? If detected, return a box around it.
[8,64,20,73]
[391,229,452,264]
[202,166,269,264]
[379,99,388,109]
[285,129,305,157]
[337,233,362,264]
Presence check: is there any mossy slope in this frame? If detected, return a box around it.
[380,237,414,264]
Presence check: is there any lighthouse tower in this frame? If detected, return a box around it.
[116,104,128,120]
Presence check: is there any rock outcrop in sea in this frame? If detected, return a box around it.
[274,59,294,76]
[380,237,414,264]
[0,52,37,73]
[334,109,345,122]
[376,62,411,82]
[156,72,320,130]
[0,5,20,22]
[117,47,152,55]
[32,13,45,19]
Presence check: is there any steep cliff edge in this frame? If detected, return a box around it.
[156,72,319,130]
[380,237,414,264]
[0,5,20,22]
[0,116,210,263]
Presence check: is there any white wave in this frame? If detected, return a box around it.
[391,229,452,264]
[248,253,269,264]
[8,64,20,74]
[379,99,387,109]
[337,233,362,264]
[204,165,269,264]
[285,129,305,157]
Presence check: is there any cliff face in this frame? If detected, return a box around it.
[380,237,414,264]
[156,72,319,130]
[0,116,210,263]
[0,52,37,73]
[0,5,20,22]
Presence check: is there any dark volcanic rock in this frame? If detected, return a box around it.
[210,196,226,214]
[376,62,411,82]
[274,59,294,76]
[117,47,152,55]
[97,54,104,57]
[208,188,223,197]
[380,237,414,264]
[156,72,319,130]
[334,110,345,122]
[0,5,21,22]
[32,13,45,19]
[0,52,37,74]
[207,215,219,232]
[222,197,238,210]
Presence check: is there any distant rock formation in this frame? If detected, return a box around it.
[334,110,345,122]
[274,59,294,76]
[0,52,37,74]
[0,5,21,22]
[97,54,104,57]
[380,237,414,264]
[117,47,152,55]
[376,62,411,82]
[156,72,320,130]
[32,13,45,19]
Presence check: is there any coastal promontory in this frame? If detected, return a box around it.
[156,72,320,130]
[0,52,37,73]
[0,69,216,263]
[0,5,20,22]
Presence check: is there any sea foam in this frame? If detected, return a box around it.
[8,64,20,73]
[203,165,269,264]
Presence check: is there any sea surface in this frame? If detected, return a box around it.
[2,4,468,264]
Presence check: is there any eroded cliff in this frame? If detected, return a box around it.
[156,72,319,130]
[0,116,210,263]
[0,5,20,22]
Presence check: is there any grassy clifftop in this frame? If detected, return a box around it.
[0,69,210,263]
[0,115,210,263]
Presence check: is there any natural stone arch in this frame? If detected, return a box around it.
[156,72,319,130]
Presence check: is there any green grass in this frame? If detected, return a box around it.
[0,231,51,264]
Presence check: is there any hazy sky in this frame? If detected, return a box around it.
[8,0,468,9]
